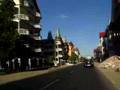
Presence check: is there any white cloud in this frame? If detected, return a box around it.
[59,14,69,19]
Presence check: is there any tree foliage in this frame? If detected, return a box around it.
[68,52,78,63]
[0,0,18,59]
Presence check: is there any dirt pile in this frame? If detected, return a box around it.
[99,56,120,71]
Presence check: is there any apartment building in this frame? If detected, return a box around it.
[13,0,42,58]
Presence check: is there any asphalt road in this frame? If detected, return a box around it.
[0,63,117,90]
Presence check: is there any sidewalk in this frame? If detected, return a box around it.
[95,63,120,90]
[0,64,73,85]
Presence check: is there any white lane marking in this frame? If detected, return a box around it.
[40,79,60,90]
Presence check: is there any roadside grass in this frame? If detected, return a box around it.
[0,64,72,85]
[99,68,120,89]
[0,71,6,75]
[0,70,6,75]
[0,69,53,85]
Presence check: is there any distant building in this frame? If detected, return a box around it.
[68,42,74,57]
[94,32,109,62]
[74,48,80,58]
[54,28,67,66]
[40,31,55,67]
[98,32,108,61]
[99,32,106,55]
[67,42,80,63]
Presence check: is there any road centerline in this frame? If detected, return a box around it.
[40,79,60,90]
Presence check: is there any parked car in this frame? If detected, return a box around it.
[83,57,94,67]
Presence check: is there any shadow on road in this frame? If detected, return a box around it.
[0,63,117,90]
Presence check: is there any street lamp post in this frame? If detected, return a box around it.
[18,58,21,71]
[28,58,31,70]
[12,59,15,70]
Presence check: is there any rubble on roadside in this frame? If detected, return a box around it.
[99,56,120,72]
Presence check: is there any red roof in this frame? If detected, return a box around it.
[99,32,106,38]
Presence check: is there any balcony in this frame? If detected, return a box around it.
[56,48,62,52]
[56,41,61,45]
[56,54,63,58]
[13,18,19,22]
[24,44,29,48]
[33,36,41,40]
[14,14,29,21]
[34,24,41,29]
[34,48,42,53]
[36,12,41,17]
[13,0,20,5]
[18,28,29,35]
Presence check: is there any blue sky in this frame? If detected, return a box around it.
[37,0,111,56]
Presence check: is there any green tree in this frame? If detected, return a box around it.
[0,0,18,60]
[68,52,78,64]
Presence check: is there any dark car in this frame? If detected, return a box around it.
[83,58,94,67]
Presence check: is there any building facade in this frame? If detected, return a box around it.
[67,42,80,63]
[13,0,42,55]
[68,42,74,57]
[111,0,120,22]
[9,0,42,71]
[40,31,55,68]
[54,29,67,66]
[99,32,108,61]
[106,0,120,56]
